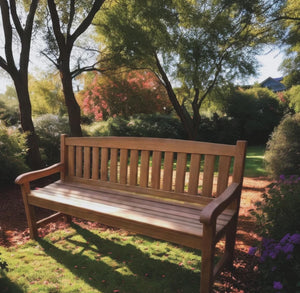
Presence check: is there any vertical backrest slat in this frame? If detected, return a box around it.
[152,151,162,189]
[110,148,118,183]
[75,146,83,177]
[216,156,232,196]
[68,145,75,176]
[129,149,139,186]
[232,141,247,183]
[60,134,67,181]
[140,150,150,187]
[83,147,91,179]
[175,153,187,193]
[188,154,201,195]
[92,147,99,180]
[162,152,174,191]
[119,149,128,184]
[100,148,109,181]
[202,154,216,197]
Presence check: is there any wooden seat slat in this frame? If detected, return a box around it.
[31,182,234,233]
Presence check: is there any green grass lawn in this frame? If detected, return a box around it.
[244,145,267,177]
[0,223,202,293]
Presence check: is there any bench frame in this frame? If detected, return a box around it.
[16,135,247,293]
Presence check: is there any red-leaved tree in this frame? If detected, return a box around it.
[79,70,172,121]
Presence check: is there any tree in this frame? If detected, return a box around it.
[44,0,105,136]
[94,0,269,140]
[78,70,172,121]
[0,0,42,169]
[273,0,300,85]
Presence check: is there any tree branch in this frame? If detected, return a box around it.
[9,0,23,36]
[0,0,17,74]
[47,0,66,53]
[70,0,105,45]
[67,0,75,38]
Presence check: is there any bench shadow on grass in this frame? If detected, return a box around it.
[38,223,200,293]
[0,273,24,293]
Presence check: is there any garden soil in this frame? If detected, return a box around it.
[0,177,271,293]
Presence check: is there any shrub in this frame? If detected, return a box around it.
[106,114,185,139]
[224,88,284,145]
[265,114,300,178]
[34,114,70,165]
[250,177,300,292]
[0,122,29,185]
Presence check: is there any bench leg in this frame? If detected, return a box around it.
[24,204,38,240]
[20,184,38,240]
[63,214,72,224]
[225,214,238,268]
[200,224,216,293]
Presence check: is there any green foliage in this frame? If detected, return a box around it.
[0,87,20,126]
[0,99,19,126]
[29,74,66,116]
[286,85,300,113]
[251,177,300,292]
[94,0,266,139]
[84,114,185,139]
[253,177,300,240]
[34,115,70,165]
[265,113,300,178]
[0,122,29,185]
[223,87,284,144]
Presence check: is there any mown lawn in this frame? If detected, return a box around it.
[244,145,267,177]
[0,224,202,293]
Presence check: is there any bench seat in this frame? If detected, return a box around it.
[29,180,236,249]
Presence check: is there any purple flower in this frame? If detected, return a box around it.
[290,233,300,245]
[269,250,278,259]
[248,246,258,256]
[279,175,285,181]
[282,243,294,254]
[273,281,283,290]
[280,233,290,245]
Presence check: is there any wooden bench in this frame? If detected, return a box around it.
[15,135,247,293]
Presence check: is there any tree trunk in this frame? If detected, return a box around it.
[60,61,82,137]
[14,79,43,170]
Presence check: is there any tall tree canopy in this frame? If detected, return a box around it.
[94,0,269,139]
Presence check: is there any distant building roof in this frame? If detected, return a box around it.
[260,77,286,93]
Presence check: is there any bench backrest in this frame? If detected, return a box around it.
[60,135,247,203]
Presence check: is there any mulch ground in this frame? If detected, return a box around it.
[0,177,271,292]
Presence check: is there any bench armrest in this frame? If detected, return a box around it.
[15,163,64,185]
[199,182,241,225]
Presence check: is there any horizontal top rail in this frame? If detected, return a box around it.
[65,136,239,156]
